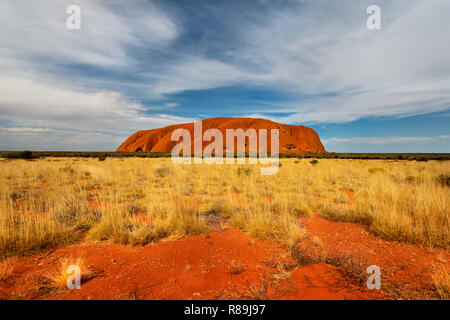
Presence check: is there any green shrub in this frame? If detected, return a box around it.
[310,159,319,166]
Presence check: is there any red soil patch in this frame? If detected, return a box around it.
[299,214,449,298]
[1,229,378,300]
[2,214,446,300]
[117,117,326,153]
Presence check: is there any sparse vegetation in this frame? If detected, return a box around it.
[0,157,449,261]
[154,166,172,178]
[0,156,449,301]
[232,210,304,246]
[47,256,95,289]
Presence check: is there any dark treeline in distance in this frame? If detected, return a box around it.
[1,150,450,161]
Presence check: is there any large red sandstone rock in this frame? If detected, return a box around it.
[116,117,326,153]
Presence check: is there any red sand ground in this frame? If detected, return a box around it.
[117,117,326,153]
[2,213,447,300]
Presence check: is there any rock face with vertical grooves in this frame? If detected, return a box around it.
[116,117,326,153]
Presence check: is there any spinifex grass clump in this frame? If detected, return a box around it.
[88,196,208,246]
[47,256,96,289]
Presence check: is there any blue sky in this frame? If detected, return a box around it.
[0,0,449,152]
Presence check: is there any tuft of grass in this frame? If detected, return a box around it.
[432,262,450,300]
[205,200,236,219]
[227,260,245,275]
[232,211,304,246]
[310,159,319,166]
[270,197,312,217]
[405,175,423,184]
[237,166,252,176]
[434,174,450,187]
[290,244,367,286]
[47,256,95,289]
[87,209,133,244]
[88,200,208,246]
[127,202,146,215]
[154,166,172,178]
[54,194,100,230]
[59,166,75,174]
[368,167,386,174]
[243,276,271,300]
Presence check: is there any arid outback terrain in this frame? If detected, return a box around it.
[0,156,449,300]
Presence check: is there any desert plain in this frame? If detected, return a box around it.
[0,156,449,300]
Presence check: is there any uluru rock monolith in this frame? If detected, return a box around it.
[116,117,326,153]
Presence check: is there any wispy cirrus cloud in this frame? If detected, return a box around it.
[1,127,54,133]
[240,0,450,123]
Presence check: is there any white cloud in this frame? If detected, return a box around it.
[1,127,54,133]
[228,0,450,123]
[150,56,253,96]
[0,76,194,135]
[0,0,194,150]
[0,127,125,151]
[0,0,178,68]
[164,102,180,108]
[323,136,450,145]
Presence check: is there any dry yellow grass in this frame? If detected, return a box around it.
[0,157,449,260]
[432,258,450,300]
[47,256,93,289]
[0,257,16,281]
